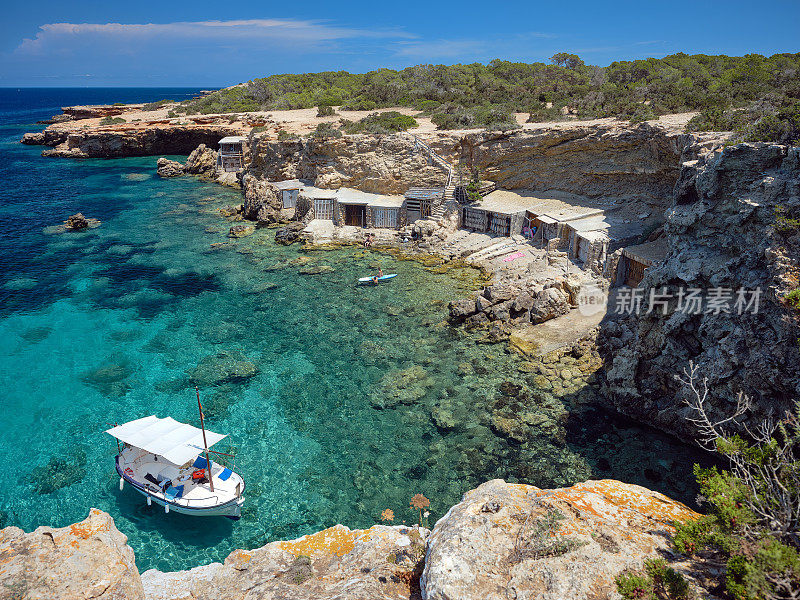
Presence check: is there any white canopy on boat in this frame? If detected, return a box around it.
[106,416,226,466]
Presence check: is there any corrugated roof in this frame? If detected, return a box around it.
[218,136,246,144]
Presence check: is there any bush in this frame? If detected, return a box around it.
[341,111,418,134]
[277,129,300,141]
[672,366,800,600]
[310,122,342,139]
[317,105,336,117]
[775,205,800,233]
[142,99,172,111]
[527,106,565,122]
[432,104,519,131]
[99,116,125,125]
[785,289,800,310]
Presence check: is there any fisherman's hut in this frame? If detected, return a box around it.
[614,238,668,287]
[217,136,246,172]
[403,188,441,223]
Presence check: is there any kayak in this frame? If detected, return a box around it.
[358,274,398,284]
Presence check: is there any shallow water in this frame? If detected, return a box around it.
[0,89,711,572]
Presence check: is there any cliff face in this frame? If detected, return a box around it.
[602,143,800,440]
[246,133,447,193]
[21,125,238,159]
[449,123,702,203]
[0,480,703,600]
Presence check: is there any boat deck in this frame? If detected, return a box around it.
[119,447,243,509]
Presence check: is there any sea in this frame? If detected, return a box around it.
[0,88,710,572]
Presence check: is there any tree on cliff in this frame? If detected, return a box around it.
[672,363,799,600]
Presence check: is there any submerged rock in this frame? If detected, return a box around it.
[189,350,258,387]
[29,449,88,495]
[371,364,433,408]
[0,508,144,599]
[228,224,255,238]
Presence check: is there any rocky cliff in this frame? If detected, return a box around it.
[21,124,238,159]
[246,133,447,194]
[602,143,800,440]
[0,480,706,600]
[447,123,705,203]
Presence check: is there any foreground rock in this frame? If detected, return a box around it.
[422,479,700,600]
[142,524,429,600]
[0,508,144,599]
[0,480,705,600]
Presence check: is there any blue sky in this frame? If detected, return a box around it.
[2,0,799,87]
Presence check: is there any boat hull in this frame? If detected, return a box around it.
[116,460,244,519]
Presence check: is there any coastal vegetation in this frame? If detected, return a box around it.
[340,111,418,134]
[179,52,800,141]
[666,367,800,599]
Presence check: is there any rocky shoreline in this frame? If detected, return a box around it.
[0,479,712,600]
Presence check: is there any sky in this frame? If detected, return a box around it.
[1,0,799,87]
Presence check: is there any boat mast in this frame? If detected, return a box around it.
[196,386,215,492]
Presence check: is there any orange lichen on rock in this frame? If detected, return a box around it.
[278,524,362,558]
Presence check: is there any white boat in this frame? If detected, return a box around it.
[106,394,245,519]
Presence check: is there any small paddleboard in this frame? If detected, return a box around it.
[358,274,397,284]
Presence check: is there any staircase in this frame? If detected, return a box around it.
[409,134,454,222]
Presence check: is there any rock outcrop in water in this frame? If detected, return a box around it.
[22,124,237,158]
[0,480,705,600]
[601,143,800,441]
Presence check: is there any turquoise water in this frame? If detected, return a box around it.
[0,90,710,572]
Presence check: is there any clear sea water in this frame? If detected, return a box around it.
[0,89,710,572]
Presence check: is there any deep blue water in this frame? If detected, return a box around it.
[0,89,710,572]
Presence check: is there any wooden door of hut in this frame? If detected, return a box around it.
[462,207,487,231]
[314,198,335,220]
[625,257,648,287]
[344,204,367,227]
[489,213,511,236]
[373,207,398,228]
[282,190,298,209]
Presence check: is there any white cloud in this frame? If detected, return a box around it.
[16,19,414,55]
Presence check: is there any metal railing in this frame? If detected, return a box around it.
[410,134,454,192]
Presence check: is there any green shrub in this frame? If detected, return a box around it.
[309,122,342,138]
[277,130,300,141]
[527,106,565,122]
[785,289,800,310]
[616,572,654,599]
[775,205,800,233]
[317,105,336,117]
[431,104,519,131]
[142,99,172,111]
[672,369,800,600]
[112,102,126,106]
[341,111,418,134]
[99,116,125,125]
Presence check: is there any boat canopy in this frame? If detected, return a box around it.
[106,416,226,466]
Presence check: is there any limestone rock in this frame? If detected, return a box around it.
[228,225,255,238]
[0,508,144,600]
[274,221,305,245]
[421,479,700,600]
[156,157,184,177]
[602,144,800,441]
[141,524,429,600]
[529,288,570,324]
[448,298,477,323]
[184,144,218,176]
[63,212,90,230]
